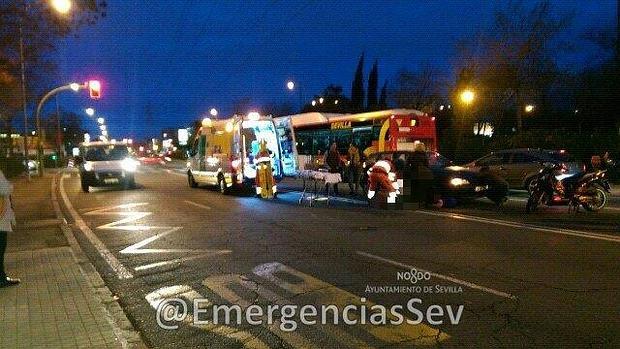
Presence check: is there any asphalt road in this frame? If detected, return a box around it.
[56,165,620,348]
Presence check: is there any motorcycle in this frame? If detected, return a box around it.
[526,162,613,213]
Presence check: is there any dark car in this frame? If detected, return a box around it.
[362,151,508,203]
[465,149,583,190]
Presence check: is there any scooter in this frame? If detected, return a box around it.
[526,162,612,213]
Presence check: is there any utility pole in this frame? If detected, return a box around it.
[55,95,63,164]
[18,2,29,161]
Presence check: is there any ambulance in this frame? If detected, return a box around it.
[186,113,282,194]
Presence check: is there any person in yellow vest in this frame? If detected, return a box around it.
[0,170,19,287]
[254,139,276,199]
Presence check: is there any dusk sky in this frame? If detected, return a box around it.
[52,0,617,140]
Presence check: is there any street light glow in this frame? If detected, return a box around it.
[100,125,106,131]
[319,97,324,104]
[311,100,316,106]
[97,117,105,125]
[69,83,80,92]
[85,108,95,116]
[460,89,475,105]
[209,108,218,117]
[286,81,295,90]
[525,104,535,113]
[50,0,72,14]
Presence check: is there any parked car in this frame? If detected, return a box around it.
[465,149,583,190]
[362,151,508,203]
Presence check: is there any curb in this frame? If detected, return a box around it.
[51,172,147,349]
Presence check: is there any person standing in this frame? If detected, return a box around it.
[0,169,19,287]
[347,143,362,195]
[408,143,434,207]
[324,142,342,195]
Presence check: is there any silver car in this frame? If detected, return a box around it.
[465,149,583,190]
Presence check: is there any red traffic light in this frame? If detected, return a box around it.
[88,80,101,100]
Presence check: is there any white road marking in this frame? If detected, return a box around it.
[252,262,449,346]
[184,200,211,210]
[134,254,217,271]
[357,251,516,300]
[417,210,620,243]
[120,226,231,256]
[59,174,134,279]
[145,285,269,349]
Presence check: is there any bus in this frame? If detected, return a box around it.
[274,109,437,175]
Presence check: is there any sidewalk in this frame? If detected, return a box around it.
[0,173,143,348]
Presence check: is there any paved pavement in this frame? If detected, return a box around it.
[0,173,145,349]
[50,164,620,348]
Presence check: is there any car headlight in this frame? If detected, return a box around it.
[83,161,94,172]
[121,158,138,172]
[450,177,470,187]
[27,160,37,169]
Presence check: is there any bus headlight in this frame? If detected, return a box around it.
[121,158,138,172]
[450,178,470,187]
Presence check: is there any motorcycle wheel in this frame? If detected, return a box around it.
[582,185,608,212]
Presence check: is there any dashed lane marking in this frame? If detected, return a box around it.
[184,200,212,210]
[356,251,516,300]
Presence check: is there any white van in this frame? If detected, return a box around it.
[77,141,139,192]
[186,113,282,193]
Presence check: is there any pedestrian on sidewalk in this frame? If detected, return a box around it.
[0,169,19,287]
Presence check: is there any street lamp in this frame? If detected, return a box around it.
[286,81,295,90]
[50,0,72,14]
[85,107,95,116]
[319,97,324,104]
[459,89,475,105]
[525,104,535,113]
[18,0,74,159]
[97,117,105,125]
[209,108,218,117]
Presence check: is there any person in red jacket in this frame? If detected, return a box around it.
[367,160,399,207]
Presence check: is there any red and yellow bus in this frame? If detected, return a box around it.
[274,109,437,175]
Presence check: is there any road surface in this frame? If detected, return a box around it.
[55,165,620,348]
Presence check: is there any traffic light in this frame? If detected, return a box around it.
[88,80,101,100]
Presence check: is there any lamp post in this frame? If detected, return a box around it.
[34,82,86,175]
[17,0,73,161]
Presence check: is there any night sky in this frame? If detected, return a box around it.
[52,0,616,140]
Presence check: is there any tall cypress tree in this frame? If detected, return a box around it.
[351,53,365,112]
[378,80,388,109]
[367,60,378,110]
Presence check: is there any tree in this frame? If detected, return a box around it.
[390,66,443,112]
[456,0,572,133]
[0,1,106,130]
[367,60,378,110]
[378,80,388,109]
[351,53,365,112]
[302,84,350,113]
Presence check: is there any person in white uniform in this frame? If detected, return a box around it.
[0,169,19,287]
